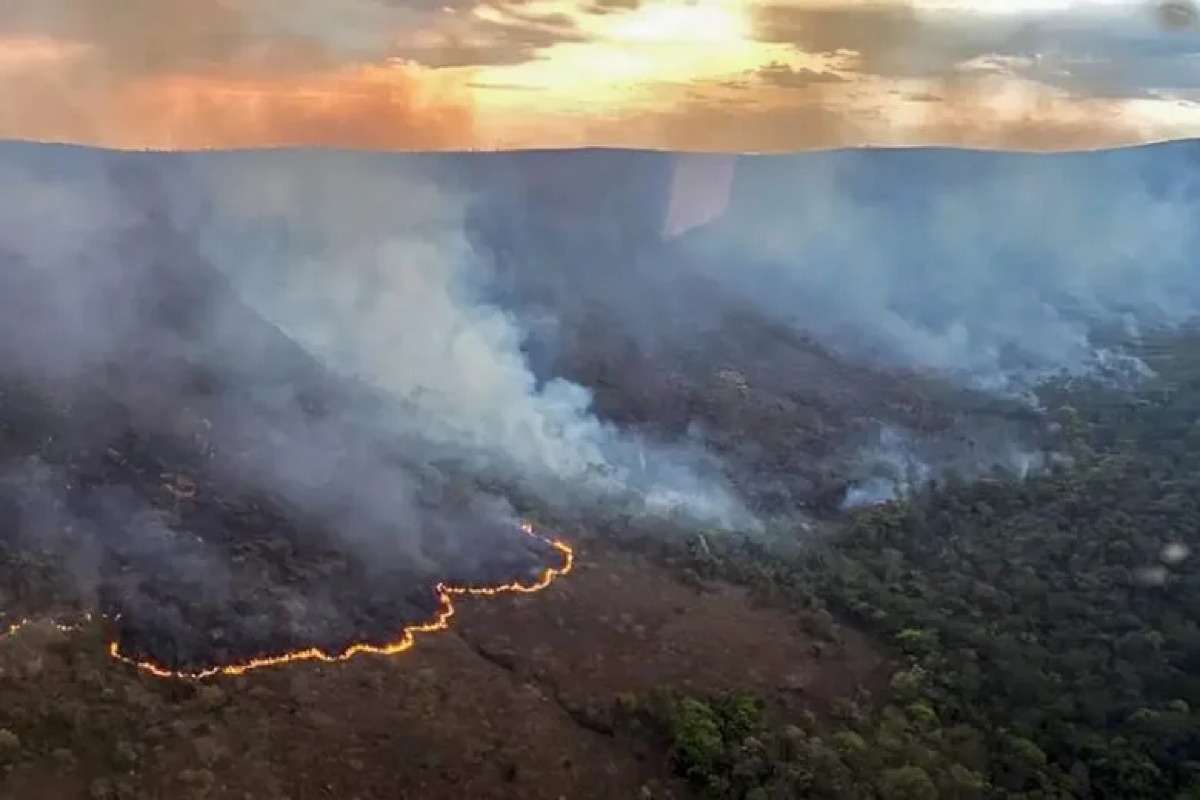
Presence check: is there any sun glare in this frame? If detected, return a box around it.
[471,0,769,109]
[611,1,749,45]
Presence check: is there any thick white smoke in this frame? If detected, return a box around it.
[673,146,1200,392]
[842,423,1047,509]
[0,145,763,665]
[164,153,754,530]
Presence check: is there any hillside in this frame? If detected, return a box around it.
[0,139,1198,798]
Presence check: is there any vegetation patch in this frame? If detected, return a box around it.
[640,329,1200,799]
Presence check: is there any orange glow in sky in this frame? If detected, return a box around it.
[1,0,1198,152]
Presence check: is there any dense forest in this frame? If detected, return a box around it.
[638,328,1200,799]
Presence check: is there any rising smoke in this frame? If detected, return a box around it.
[669,146,1200,390]
[442,146,1200,508]
[158,149,752,529]
[840,423,1047,509]
[0,142,762,665]
[655,146,1200,504]
[2,136,1197,653]
[0,148,509,662]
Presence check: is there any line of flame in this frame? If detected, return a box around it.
[105,524,574,680]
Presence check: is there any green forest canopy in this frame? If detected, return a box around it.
[653,328,1200,800]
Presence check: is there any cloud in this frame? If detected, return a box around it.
[1018,52,1200,100]
[394,4,589,68]
[0,56,475,149]
[1,0,1197,152]
[584,0,642,14]
[0,0,457,72]
[751,1,1200,100]
[905,76,1150,150]
[733,0,1200,149]
[751,2,978,78]
[0,0,477,149]
[552,64,1157,153]
[1158,0,1199,30]
[0,0,250,74]
[466,80,545,91]
[756,60,847,88]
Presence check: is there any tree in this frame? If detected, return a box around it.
[877,765,938,800]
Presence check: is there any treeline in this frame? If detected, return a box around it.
[648,330,1200,799]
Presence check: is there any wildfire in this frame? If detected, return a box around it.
[106,523,574,680]
[0,525,573,680]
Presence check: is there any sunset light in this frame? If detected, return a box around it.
[1,0,1199,150]
[611,0,750,44]
[4,3,1200,798]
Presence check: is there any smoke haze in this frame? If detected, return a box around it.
[2,137,1198,660]
[670,145,1200,389]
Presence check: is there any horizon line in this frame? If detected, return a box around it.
[2,136,1198,158]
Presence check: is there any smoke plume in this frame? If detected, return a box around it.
[0,142,754,665]
[671,145,1200,390]
[3,136,1198,662]
[160,150,752,529]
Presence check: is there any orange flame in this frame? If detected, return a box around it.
[106,523,574,680]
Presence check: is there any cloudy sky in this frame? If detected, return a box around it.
[1,0,1199,151]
